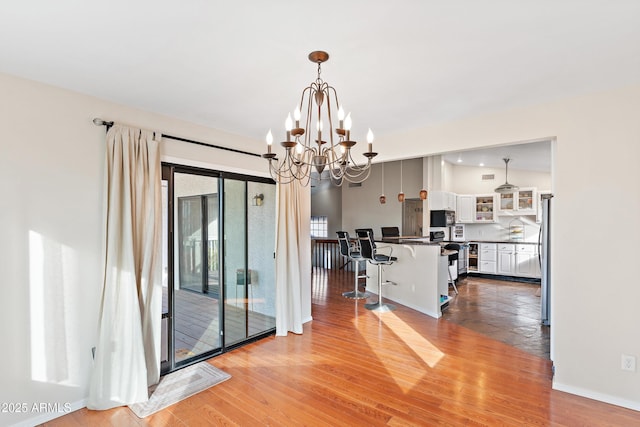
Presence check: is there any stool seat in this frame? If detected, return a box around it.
[371,254,396,263]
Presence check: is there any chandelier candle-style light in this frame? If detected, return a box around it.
[263,51,377,185]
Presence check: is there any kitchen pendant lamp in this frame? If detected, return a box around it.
[397,160,405,202]
[379,163,386,204]
[494,158,519,194]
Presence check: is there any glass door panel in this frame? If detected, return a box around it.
[224,179,277,346]
[223,179,247,346]
[247,182,276,336]
[173,173,221,363]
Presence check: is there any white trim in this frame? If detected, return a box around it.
[11,398,87,427]
[161,154,270,179]
[553,382,640,412]
[302,316,313,324]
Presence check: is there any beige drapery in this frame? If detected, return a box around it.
[88,125,162,410]
[275,179,311,336]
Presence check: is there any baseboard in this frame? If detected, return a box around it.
[11,398,87,427]
[553,382,640,412]
[302,315,313,324]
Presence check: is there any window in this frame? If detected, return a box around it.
[310,216,328,238]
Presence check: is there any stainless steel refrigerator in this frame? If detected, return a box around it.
[539,194,553,326]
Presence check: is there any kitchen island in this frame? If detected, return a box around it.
[363,238,452,318]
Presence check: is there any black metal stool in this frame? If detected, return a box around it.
[336,231,369,299]
[357,229,397,312]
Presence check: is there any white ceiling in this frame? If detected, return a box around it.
[1,1,638,171]
[442,140,551,172]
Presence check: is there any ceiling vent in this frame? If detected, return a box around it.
[348,182,362,188]
[482,174,495,181]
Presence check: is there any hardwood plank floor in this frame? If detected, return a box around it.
[43,268,639,426]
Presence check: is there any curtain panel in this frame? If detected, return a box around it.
[275,179,311,336]
[88,125,162,410]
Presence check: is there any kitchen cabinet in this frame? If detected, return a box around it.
[430,191,457,211]
[456,195,475,223]
[515,244,540,277]
[498,188,537,216]
[469,242,541,279]
[467,243,478,272]
[475,194,496,222]
[497,243,516,275]
[479,243,497,274]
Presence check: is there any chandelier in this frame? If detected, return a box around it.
[262,51,377,186]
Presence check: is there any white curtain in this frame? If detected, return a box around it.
[275,179,311,336]
[88,125,163,410]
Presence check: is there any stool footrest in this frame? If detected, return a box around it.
[365,302,396,312]
[342,290,370,300]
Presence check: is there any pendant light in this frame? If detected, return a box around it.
[419,188,428,200]
[397,160,405,202]
[379,163,386,204]
[494,158,519,194]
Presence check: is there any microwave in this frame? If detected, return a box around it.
[430,210,456,227]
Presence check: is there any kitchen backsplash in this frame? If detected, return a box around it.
[464,217,540,243]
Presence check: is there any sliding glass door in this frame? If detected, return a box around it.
[224,180,277,347]
[161,164,275,373]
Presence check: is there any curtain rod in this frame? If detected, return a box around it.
[92,118,261,158]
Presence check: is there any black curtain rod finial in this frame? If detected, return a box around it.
[93,118,114,127]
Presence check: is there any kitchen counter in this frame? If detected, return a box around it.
[364,241,450,318]
[455,240,539,245]
[377,237,440,245]
[377,237,538,246]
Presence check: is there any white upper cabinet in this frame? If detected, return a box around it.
[429,191,457,211]
[456,195,475,223]
[498,187,537,216]
[474,194,497,222]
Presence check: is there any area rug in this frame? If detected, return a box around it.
[128,361,231,418]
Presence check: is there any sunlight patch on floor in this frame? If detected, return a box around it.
[375,311,445,368]
[357,310,445,392]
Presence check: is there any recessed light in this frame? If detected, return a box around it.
[479,163,484,167]
[457,158,462,163]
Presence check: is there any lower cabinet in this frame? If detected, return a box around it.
[515,245,541,278]
[497,244,515,275]
[479,243,497,274]
[471,242,541,278]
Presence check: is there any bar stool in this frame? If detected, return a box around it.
[444,243,460,295]
[336,231,369,299]
[356,229,397,312]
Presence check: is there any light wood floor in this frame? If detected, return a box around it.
[43,268,639,426]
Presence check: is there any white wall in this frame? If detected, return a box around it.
[0,72,281,426]
[341,158,422,237]
[371,84,640,410]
